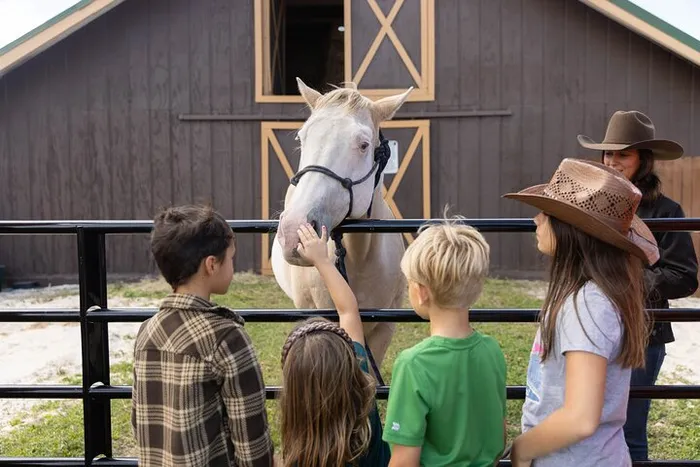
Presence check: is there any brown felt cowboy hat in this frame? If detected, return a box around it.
[502,158,660,265]
[577,110,683,160]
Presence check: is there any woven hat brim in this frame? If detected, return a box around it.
[503,184,659,265]
[577,134,683,160]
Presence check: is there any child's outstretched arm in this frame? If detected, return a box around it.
[296,223,364,345]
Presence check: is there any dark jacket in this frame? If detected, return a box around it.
[637,194,699,346]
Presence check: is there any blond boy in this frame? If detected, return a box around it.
[383,219,507,466]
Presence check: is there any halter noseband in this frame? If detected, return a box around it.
[287,130,391,386]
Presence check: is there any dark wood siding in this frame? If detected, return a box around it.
[0,0,699,283]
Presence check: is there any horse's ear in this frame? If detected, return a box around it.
[371,87,413,122]
[296,77,322,109]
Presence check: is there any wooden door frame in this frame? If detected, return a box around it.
[254,0,435,103]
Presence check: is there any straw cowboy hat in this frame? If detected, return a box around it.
[503,158,660,265]
[577,110,683,160]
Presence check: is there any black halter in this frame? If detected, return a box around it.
[290,130,391,221]
[288,130,391,385]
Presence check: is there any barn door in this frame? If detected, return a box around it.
[345,0,434,100]
[260,120,431,274]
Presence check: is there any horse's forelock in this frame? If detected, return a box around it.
[313,87,372,115]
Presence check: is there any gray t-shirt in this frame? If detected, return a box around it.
[521,282,632,467]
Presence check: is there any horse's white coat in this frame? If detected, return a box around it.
[271,79,412,367]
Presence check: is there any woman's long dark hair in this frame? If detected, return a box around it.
[602,149,661,203]
[539,216,648,369]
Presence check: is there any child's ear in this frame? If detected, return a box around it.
[203,255,218,275]
[417,283,431,305]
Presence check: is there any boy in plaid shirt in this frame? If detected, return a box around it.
[131,205,274,466]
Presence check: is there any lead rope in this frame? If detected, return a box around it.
[331,229,385,387]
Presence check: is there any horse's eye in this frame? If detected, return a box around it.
[360,142,369,152]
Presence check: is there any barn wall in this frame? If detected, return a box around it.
[0,0,699,283]
[0,0,262,282]
[656,158,700,294]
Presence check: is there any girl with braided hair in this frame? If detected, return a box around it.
[278,223,390,467]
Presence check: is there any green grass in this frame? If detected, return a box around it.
[0,274,698,461]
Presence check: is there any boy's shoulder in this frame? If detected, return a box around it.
[159,293,245,324]
[398,331,503,354]
[394,332,505,370]
[478,331,506,354]
[135,293,248,356]
[397,336,434,358]
[392,336,437,367]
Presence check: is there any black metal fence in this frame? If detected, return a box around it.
[0,218,698,467]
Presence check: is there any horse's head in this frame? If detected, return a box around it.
[277,78,412,266]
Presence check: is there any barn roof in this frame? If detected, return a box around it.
[580,0,700,66]
[1,0,700,78]
[0,0,125,78]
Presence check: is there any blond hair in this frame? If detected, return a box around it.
[400,216,490,309]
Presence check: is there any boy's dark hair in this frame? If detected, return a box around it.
[150,205,234,288]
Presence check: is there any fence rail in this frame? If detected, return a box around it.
[0,218,699,467]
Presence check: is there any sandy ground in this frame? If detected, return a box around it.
[0,282,698,434]
[0,285,156,434]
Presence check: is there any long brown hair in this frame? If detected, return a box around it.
[539,216,649,368]
[279,318,375,467]
[601,149,661,204]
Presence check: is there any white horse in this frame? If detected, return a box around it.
[271,78,412,372]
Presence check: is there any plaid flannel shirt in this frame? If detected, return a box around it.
[131,293,274,466]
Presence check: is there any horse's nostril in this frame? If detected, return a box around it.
[309,220,319,236]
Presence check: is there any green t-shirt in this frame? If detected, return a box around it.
[382,332,507,466]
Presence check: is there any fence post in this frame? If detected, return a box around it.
[77,227,112,463]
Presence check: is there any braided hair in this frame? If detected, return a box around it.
[280,318,356,366]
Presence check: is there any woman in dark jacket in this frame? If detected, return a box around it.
[578,110,699,462]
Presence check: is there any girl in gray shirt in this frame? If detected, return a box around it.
[502,158,660,467]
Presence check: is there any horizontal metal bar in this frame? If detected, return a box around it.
[0,220,275,234]
[0,310,80,322]
[1,382,695,402]
[82,307,700,323]
[0,308,700,323]
[90,384,700,400]
[0,307,695,323]
[0,218,698,234]
[84,307,541,323]
[0,385,82,398]
[178,109,514,121]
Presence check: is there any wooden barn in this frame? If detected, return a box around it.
[0,0,699,285]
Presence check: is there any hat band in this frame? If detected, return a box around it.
[601,139,637,145]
